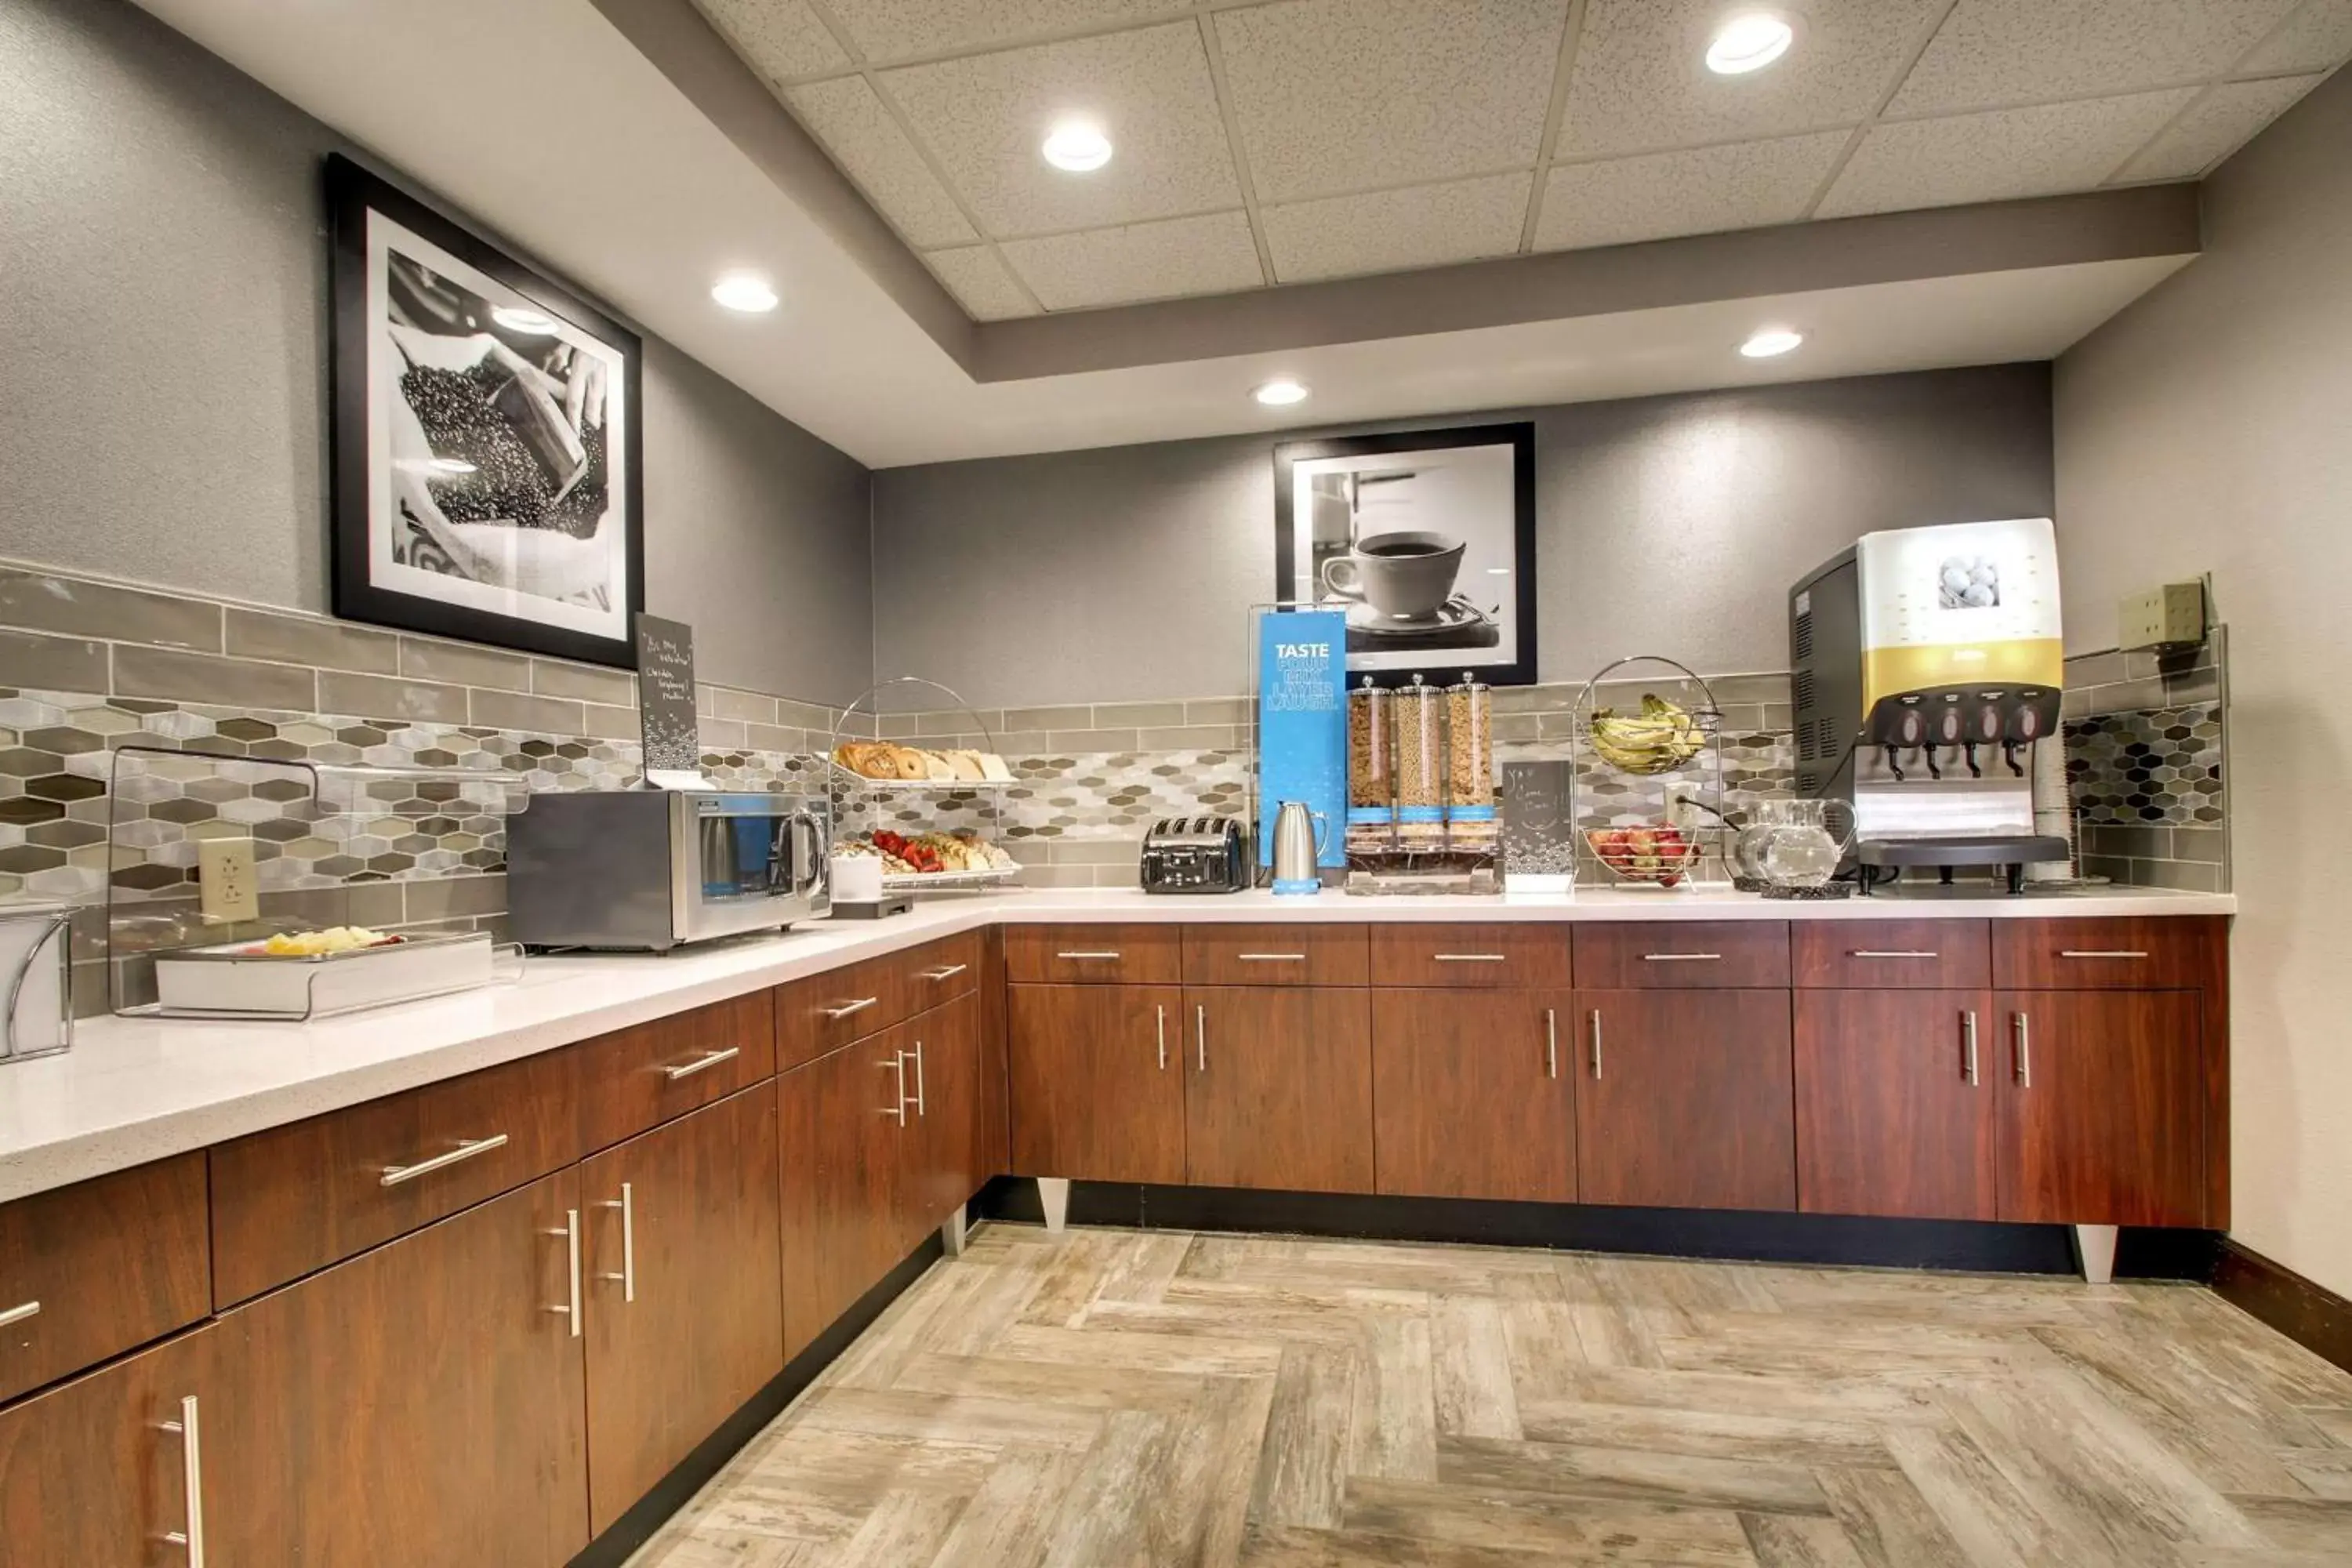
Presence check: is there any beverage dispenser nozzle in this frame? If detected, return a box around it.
[1924,746,1943,781]
[1882,744,1906,782]
[1962,742,1982,778]
[2003,741,2025,778]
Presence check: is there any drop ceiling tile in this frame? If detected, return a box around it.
[924,246,1039,319]
[691,0,848,84]
[786,77,977,247]
[1000,210,1263,310]
[1888,0,2304,116]
[2238,0,2352,73]
[1262,172,1533,283]
[823,0,1192,65]
[880,23,1240,237]
[2115,74,2327,180]
[1559,0,1946,159]
[1533,132,1853,252]
[1819,90,2200,218]
[1214,0,1568,202]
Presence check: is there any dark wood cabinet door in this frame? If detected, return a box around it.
[1573,990,1796,1212]
[779,1036,910,1361]
[0,1325,216,1567]
[207,1169,590,1568]
[582,1086,782,1537]
[1007,985,1187,1185]
[1794,990,1995,1220]
[901,994,982,1247]
[1183,987,1374,1195]
[1371,990,1575,1203]
[1996,990,2205,1226]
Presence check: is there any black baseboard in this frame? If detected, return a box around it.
[2212,1238,2352,1376]
[971,1177,2220,1280]
[567,1232,944,1568]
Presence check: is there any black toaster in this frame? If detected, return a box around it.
[1140,816,1250,893]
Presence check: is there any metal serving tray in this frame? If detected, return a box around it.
[151,931,503,1020]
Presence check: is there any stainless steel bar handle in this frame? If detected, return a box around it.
[1642,953,1722,962]
[880,1054,906,1123]
[2060,950,2149,960]
[2013,1013,2031,1087]
[158,1393,205,1566]
[1545,1009,1559,1080]
[1155,1004,1167,1071]
[545,1208,582,1338]
[1589,1011,1603,1080]
[1057,950,1122,960]
[911,1041,927,1117]
[920,964,970,981]
[1236,953,1306,962]
[0,1300,38,1330]
[1196,1004,1207,1073]
[596,1184,637,1303]
[823,996,880,1020]
[380,1133,508,1188]
[664,1046,741,1081]
[1963,1011,1980,1086]
[1432,953,1506,963]
[1852,950,1938,960]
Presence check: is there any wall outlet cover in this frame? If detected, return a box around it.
[198,837,260,924]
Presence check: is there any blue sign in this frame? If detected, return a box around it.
[1256,609,1347,870]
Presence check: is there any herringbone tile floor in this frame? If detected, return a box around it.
[630,1225,2352,1566]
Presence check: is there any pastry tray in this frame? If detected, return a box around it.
[150,931,503,1019]
[829,761,1014,791]
[880,863,1023,892]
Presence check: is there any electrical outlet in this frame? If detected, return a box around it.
[198,837,260,924]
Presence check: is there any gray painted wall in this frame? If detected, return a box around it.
[871,365,2055,707]
[2054,69,2352,1298]
[0,0,873,706]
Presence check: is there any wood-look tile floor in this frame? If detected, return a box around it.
[629,1225,2352,1567]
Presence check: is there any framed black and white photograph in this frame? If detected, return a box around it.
[328,154,644,667]
[1273,423,1537,687]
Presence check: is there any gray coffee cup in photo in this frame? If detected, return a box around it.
[1320,531,1465,619]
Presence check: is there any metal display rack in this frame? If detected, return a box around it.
[824,676,1022,893]
[1568,654,1730,887]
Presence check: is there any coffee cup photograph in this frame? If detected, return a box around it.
[1273,423,1537,687]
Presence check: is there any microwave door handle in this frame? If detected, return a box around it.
[789,810,822,895]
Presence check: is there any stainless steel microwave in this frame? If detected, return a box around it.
[506,789,829,951]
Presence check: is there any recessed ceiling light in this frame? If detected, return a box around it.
[490,305,557,335]
[1041,120,1112,172]
[1253,378,1308,406]
[711,272,779,313]
[1740,327,1805,358]
[1706,11,1795,74]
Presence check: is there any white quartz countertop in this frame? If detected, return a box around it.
[0,884,2231,1204]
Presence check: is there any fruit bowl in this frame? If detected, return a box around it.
[1586,694,1713,775]
[1584,824,1701,887]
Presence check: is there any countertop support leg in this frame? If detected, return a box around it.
[2073,1222,2119,1284]
[941,1204,967,1258]
[1037,1177,1071,1234]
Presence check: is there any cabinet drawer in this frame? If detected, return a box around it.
[1991,916,2224,990]
[1793,920,1989,989]
[1572,922,1789,989]
[1183,924,1367,986]
[1004,924,1182,985]
[903,930,984,1007]
[0,1152,211,1403]
[576,989,777,1153]
[775,933,985,1070]
[209,1047,583,1307]
[1367,924,1570,988]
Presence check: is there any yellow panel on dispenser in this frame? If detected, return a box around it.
[1863,638,2066,708]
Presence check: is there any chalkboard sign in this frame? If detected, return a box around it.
[633,614,701,782]
[1501,759,1575,891]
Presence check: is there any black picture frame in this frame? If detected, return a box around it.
[326,154,646,669]
[1273,423,1538,688]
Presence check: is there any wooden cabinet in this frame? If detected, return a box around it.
[1794,990,1995,1220]
[1007,985,1186,1185]
[778,1029,909,1361]
[0,1326,217,1566]
[1792,920,1990,990]
[1183,924,1369,986]
[1367,924,1570,989]
[580,1086,782,1536]
[899,993,983,1250]
[1370,990,1575,1203]
[1183,987,1374,1194]
[0,1151,211,1403]
[1004,924,1181,985]
[205,1168,590,1568]
[1573,990,1796,1212]
[773,931,982,1072]
[1571,922,1791,989]
[1996,990,2205,1227]
[209,1044,583,1307]
[575,989,775,1156]
[1991,915,2224,991]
